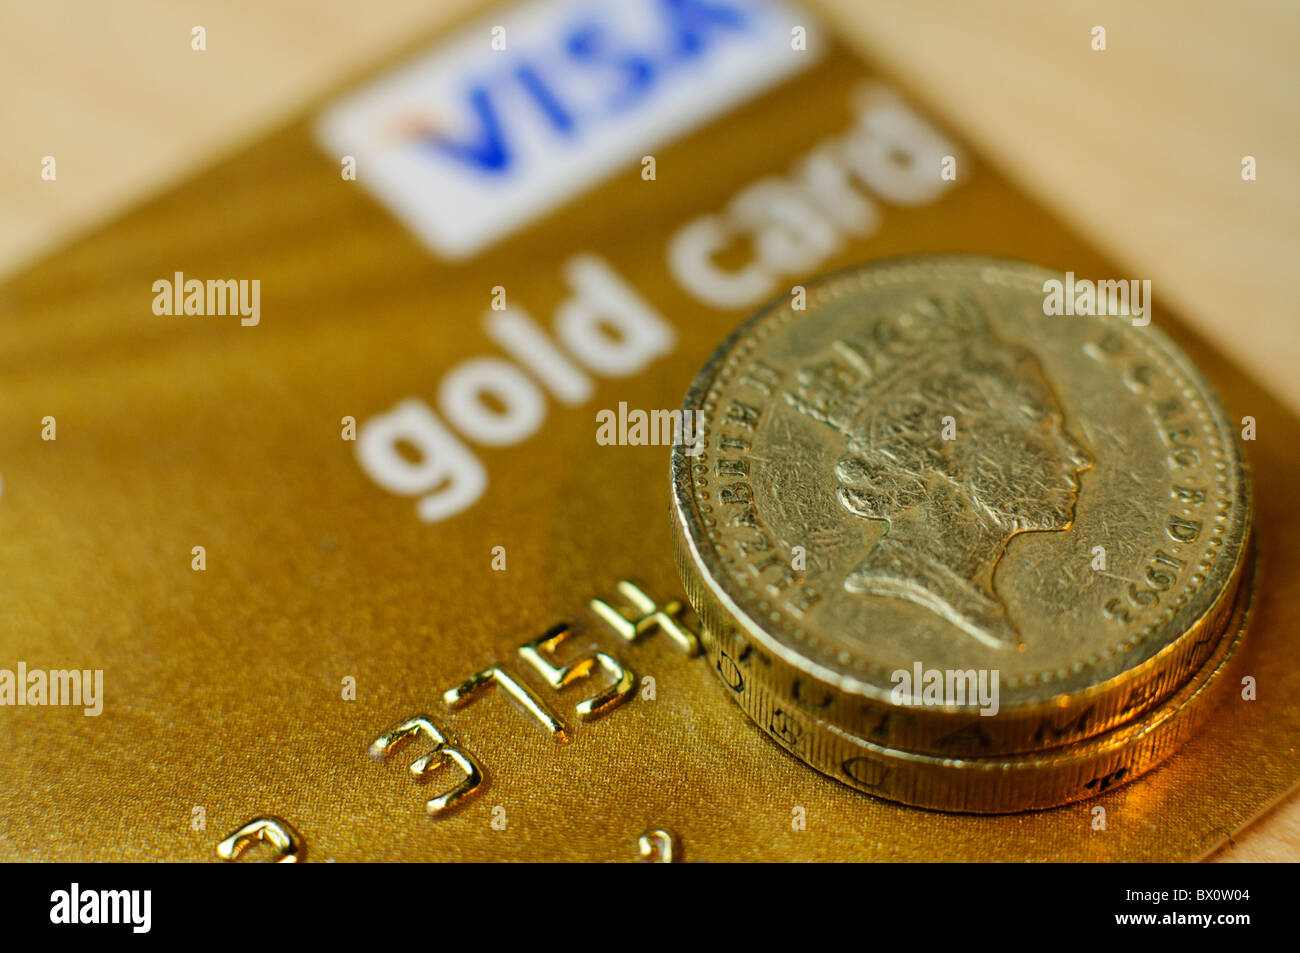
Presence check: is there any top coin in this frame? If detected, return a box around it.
[670,256,1251,755]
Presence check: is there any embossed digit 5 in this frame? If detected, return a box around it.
[518,621,636,721]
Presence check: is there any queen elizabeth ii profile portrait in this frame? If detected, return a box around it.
[782,293,1092,650]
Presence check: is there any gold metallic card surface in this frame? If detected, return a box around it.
[1,6,1297,861]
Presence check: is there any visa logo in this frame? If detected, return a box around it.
[317,0,818,259]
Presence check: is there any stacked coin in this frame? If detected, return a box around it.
[670,256,1253,812]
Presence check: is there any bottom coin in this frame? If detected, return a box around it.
[704,551,1257,813]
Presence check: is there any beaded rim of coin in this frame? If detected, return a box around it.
[671,256,1252,737]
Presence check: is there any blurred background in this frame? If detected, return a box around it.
[0,0,1296,858]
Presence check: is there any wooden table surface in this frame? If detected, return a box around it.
[1,0,1295,860]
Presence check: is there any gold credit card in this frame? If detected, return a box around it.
[2,0,1297,861]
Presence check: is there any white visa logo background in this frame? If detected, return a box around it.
[316,0,817,259]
